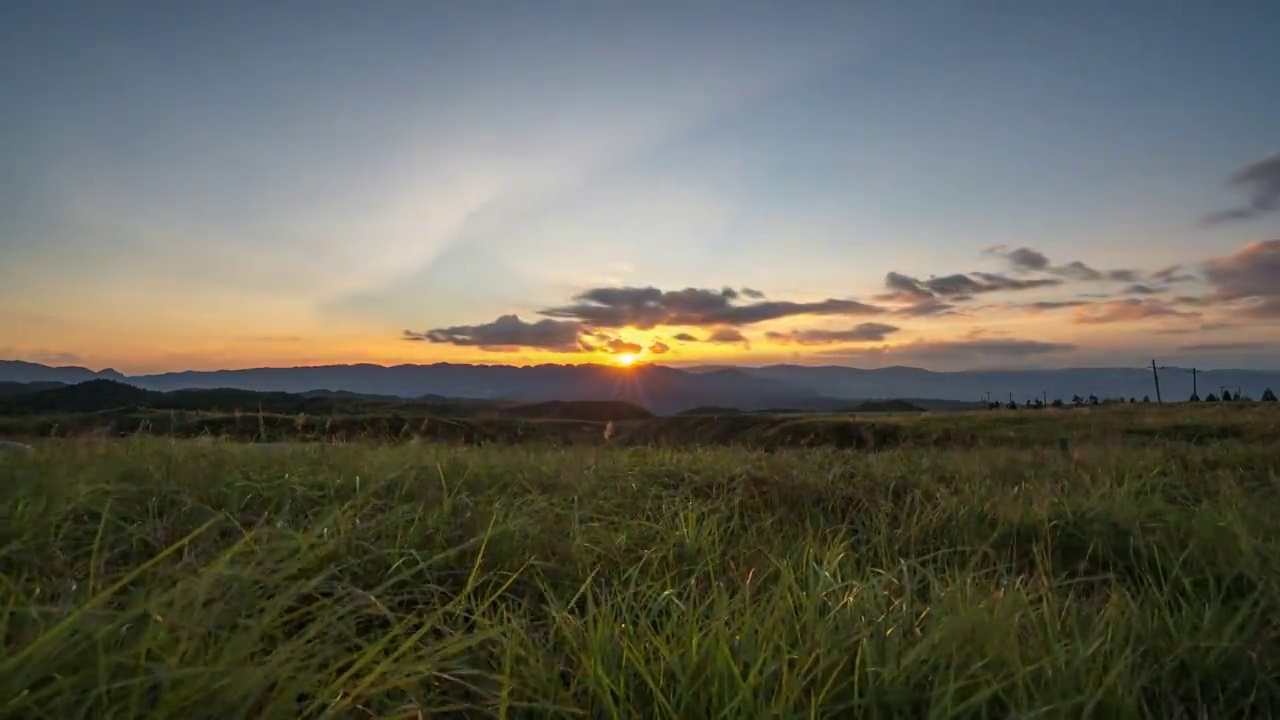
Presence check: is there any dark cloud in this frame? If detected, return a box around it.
[741,287,766,299]
[1178,341,1275,352]
[880,271,1060,300]
[1052,262,1138,282]
[1204,154,1280,225]
[987,246,1142,285]
[409,314,585,352]
[648,341,670,354]
[1201,240,1280,316]
[602,338,643,355]
[894,298,957,317]
[672,333,698,342]
[1123,284,1166,296]
[705,328,749,345]
[1070,299,1200,324]
[882,271,934,300]
[1023,300,1090,311]
[765,322,901,345]
[1005,247,1050,271]
[540,285,884,328]
[1152,265,1196,283]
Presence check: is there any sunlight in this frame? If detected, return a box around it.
[616,353,636,367]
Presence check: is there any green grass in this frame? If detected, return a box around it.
[3,414,1280,717]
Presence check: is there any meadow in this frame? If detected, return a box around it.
[3,404,1280,717]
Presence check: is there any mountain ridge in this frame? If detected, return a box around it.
[4,359,1277,414]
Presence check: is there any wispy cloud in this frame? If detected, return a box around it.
[765,322,901,345]
[1071,299,1200,324]
[1178,341,1275,351]
[1204,154,1280,225]
[1201,239,1280,317]
[820,337,1077,360]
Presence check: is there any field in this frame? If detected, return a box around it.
[3,404,1280,717]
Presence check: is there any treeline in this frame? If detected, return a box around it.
[988,389,1278,410]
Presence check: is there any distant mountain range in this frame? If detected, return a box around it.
[3,359,1277,415]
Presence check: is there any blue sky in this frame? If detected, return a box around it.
[3,1,1279,372]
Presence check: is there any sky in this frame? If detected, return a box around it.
[3,1,1280,373]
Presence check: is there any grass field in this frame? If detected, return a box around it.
[3,406,1280,717]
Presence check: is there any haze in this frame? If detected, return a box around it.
[3,2,1279,374]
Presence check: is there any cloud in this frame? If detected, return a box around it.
[1151,265,1197,283]
[823,337,1076,360]
[672,333,698,342]
[1004,247,1050,272]
[1201,240,1280,316]
[986,246,1142,284]
[879,271,1060,300]
[894,298,957,317]
[1022,300,1091,311]
[705,328,749,345]
[1177,341,1275,352]
[1,349,84,365]
[1122,284,1166,296]
[765,322,901,345]
[648,340,670,354]
[602,337,643,355]
[1070,299,1200,324]
[1204,154,1280,224]
[407,314,586,352]
[741,288,766,299]
[540,285,884,328]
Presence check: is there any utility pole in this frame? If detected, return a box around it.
[1189,367,1198,399]
[1150,359,1163,404]
[1042,390,1048,406]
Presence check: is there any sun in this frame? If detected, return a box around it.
[616,353,636,367]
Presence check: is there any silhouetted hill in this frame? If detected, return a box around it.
[0,381,66,398]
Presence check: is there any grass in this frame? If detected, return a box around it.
[3,408,1280,717]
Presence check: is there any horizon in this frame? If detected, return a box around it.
[3,3,1279,374]
[7,356,1279,377]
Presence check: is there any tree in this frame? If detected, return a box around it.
[1088,394,1100,406]
[1189,393,1201,402]
[1206,392,1219,402]
[1129,397,1136,404]
[1071,394,1084,406]
[1222,390,1234,402]
[1142,395,1150,403]
[1051,399,1064,408]
[1263,388,1277,402]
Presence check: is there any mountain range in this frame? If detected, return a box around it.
[3,359,1277,415]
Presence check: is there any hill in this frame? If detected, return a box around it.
[0,379,651,421]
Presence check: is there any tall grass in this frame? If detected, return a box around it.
[3,435,1279,717]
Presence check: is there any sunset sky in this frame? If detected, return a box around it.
[3,2,1279,373]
